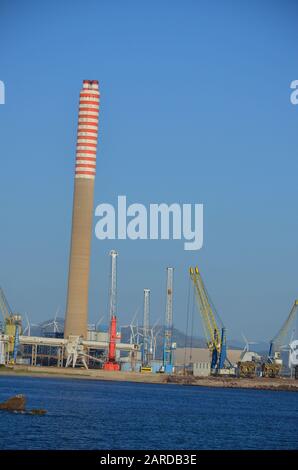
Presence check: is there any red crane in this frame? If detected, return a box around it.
[103,315,120,371]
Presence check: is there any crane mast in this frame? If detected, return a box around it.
[189,267,220,351]
[108,250,118,320]
[189,266,229,373]
[163,267,174,373]
[103,250,120,370]
[103,315,120,371]
[141,288,152,370]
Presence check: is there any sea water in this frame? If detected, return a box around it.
[0,376,297,450]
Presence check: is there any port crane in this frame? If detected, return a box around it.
[162,267,175,373]
[263,299,298,377]
[103,250,121,370]
[141,288,152,372]
[189,267,232,374]
[103,315,121,371]
[0,287,22,363]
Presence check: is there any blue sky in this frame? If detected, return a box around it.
[0,0,298,342]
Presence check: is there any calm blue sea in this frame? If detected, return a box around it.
[0,376,297,450]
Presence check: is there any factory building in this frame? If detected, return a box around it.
[175,347,243,376]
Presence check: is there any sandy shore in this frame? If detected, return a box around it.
[0,365,167,384]
[0,365,297,391]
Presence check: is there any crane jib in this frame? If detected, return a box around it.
[189,267,221,351]
[189,266,231,373]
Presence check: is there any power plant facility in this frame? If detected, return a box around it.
[0,80,298,383]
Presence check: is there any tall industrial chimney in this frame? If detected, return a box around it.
[64,80,100,339]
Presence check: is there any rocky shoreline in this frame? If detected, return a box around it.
[166,375,298,392]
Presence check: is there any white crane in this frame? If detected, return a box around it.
[162,267,174,372]
[108,250,118,321]
[142,289,151,368]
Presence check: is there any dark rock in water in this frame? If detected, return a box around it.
[0,394,26,411]
[29,409,47,415]
[0,395,47,415]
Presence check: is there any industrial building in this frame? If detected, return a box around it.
[175,348,243,367]
[174,347,243,377]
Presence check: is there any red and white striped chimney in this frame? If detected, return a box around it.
[64,80,100,339]
[75,80,100,179]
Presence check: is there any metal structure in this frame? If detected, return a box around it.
[0,333,137,368]
[189,266,232,374]
[108,250,118,320]
[102,249,121,370]
[64,80,100,339]
[103,315,120,370]
[65,336,88,369]
[269,299,298,360]
[13,325,20,363]
[237,333,260,377]
[263,299,298,377]
[0,335,5,365]
[162,267,174,373]
[141,289,152,370]
[0,287,22,363]
[289,340,298,371]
